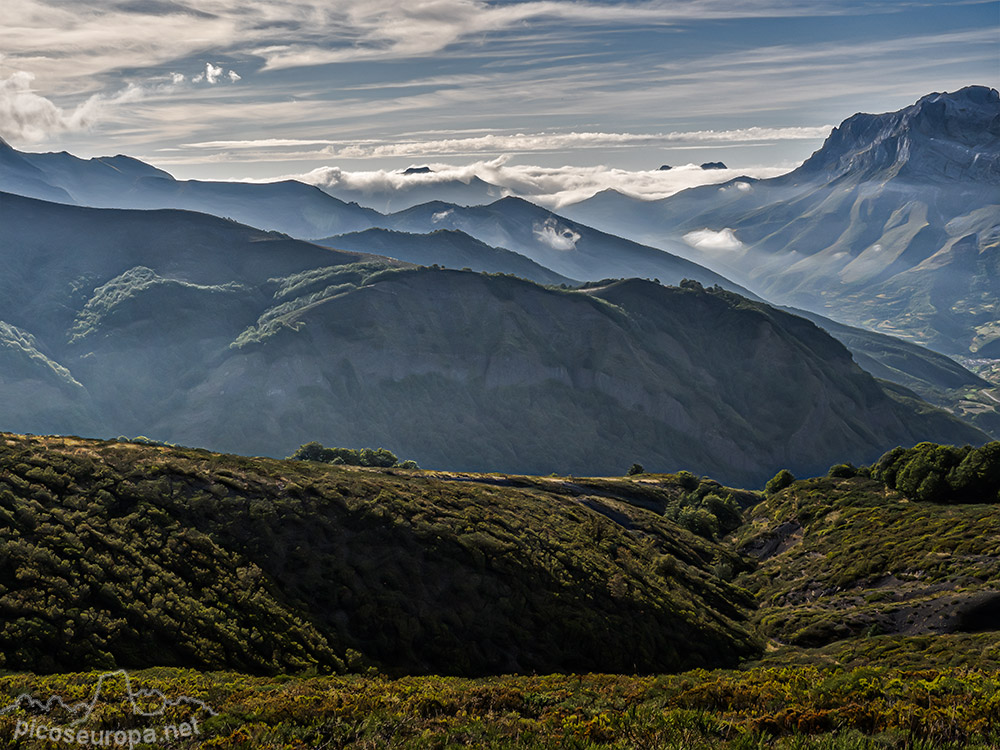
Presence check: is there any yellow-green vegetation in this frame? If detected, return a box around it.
[2,433,1000,748]
[0,433,760,676]
[752,632,1000,671]
[736,474,1000,647]
[0,667,997,749]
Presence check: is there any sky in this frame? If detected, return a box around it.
[1,0,997,203]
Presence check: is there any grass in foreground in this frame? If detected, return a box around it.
[0,666,998,749]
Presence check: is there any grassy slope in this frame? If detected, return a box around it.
[0,437,999,747]
[735,476,1000,647]
[0,433,759,676]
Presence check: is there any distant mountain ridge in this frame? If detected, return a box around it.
[564,86,1000,356]
[379,196,750,295]
[0,191,987,484]
[0,138,744,294]
[792,86,1000,184]
[317,227,577,286]
[3,133,988,415]
[0,138,379,238]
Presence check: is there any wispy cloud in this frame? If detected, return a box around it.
[0,61,238,142]
[2,0,990,172]
[248,0,897,70]
[0,70,150,141]
[1,0,950,88]
[181,126,833,158]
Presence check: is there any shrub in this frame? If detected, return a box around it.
[870,442,1000,504]
[765,469,795,494]
[290,442,414,469]
[627,463,645,476]
[679,506,719,540]
[676,470,699,491]
[827,463,858,479]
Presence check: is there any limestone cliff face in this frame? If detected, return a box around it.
[564,87,1000,355]
[793,86,1000,185]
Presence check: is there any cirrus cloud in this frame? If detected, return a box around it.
[184,125,833,157]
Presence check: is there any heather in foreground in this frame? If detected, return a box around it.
[1,667,998,749]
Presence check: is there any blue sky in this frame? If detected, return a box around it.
[1,0,996,197]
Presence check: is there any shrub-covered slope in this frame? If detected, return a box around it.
[736,472,1000,648]
[2,667,997,749]
[0,433,761,675]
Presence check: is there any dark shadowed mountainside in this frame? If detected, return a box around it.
[0,433,760,675]
[0,189,986,485]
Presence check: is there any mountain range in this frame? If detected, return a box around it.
[0,137,737,292]
[0,137,379,239]
[563,86,1000,357]
[0,188,986,485]
[0,86,996,482]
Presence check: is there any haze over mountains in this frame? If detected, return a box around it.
[564,86,1000,358]
[0,188,987,485]
[0,86,996,483]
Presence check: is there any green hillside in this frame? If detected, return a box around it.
[1,190,986,485]
[737,472,1000,648]
[0,433,760,676]
[0,435,998,747]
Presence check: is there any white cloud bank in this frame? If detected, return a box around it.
[266,157,791,208]
[186,126,833,157]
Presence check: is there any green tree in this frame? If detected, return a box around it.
[627,463,644,476]
[951,442,1000,502]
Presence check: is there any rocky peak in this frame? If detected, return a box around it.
[794,86,1000,184]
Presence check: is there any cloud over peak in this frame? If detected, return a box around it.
[249,157,791,209]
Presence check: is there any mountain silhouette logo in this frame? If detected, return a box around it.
[2,669,217,747]
[0,669,216,725]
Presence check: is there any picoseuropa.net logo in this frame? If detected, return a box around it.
[0,669,217,747]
